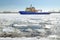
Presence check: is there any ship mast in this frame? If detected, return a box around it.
[30,4,32,8]
[30,4,36,12]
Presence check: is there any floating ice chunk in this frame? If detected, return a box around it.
[45,25,53,29]
[2,27,15,33]
[13,24,28,27]
[48,35,60,38]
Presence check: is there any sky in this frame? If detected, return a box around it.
[0,0,60,12]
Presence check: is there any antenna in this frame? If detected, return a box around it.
[30,4,32,8]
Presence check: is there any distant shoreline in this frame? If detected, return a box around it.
[0,12,19,13]
[0,12,60,14]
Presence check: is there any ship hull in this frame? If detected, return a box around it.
[19,11,50,15]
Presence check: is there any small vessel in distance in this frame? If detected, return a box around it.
[19,4,50,15]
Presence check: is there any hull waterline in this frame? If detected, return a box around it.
[19,11,51,15]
